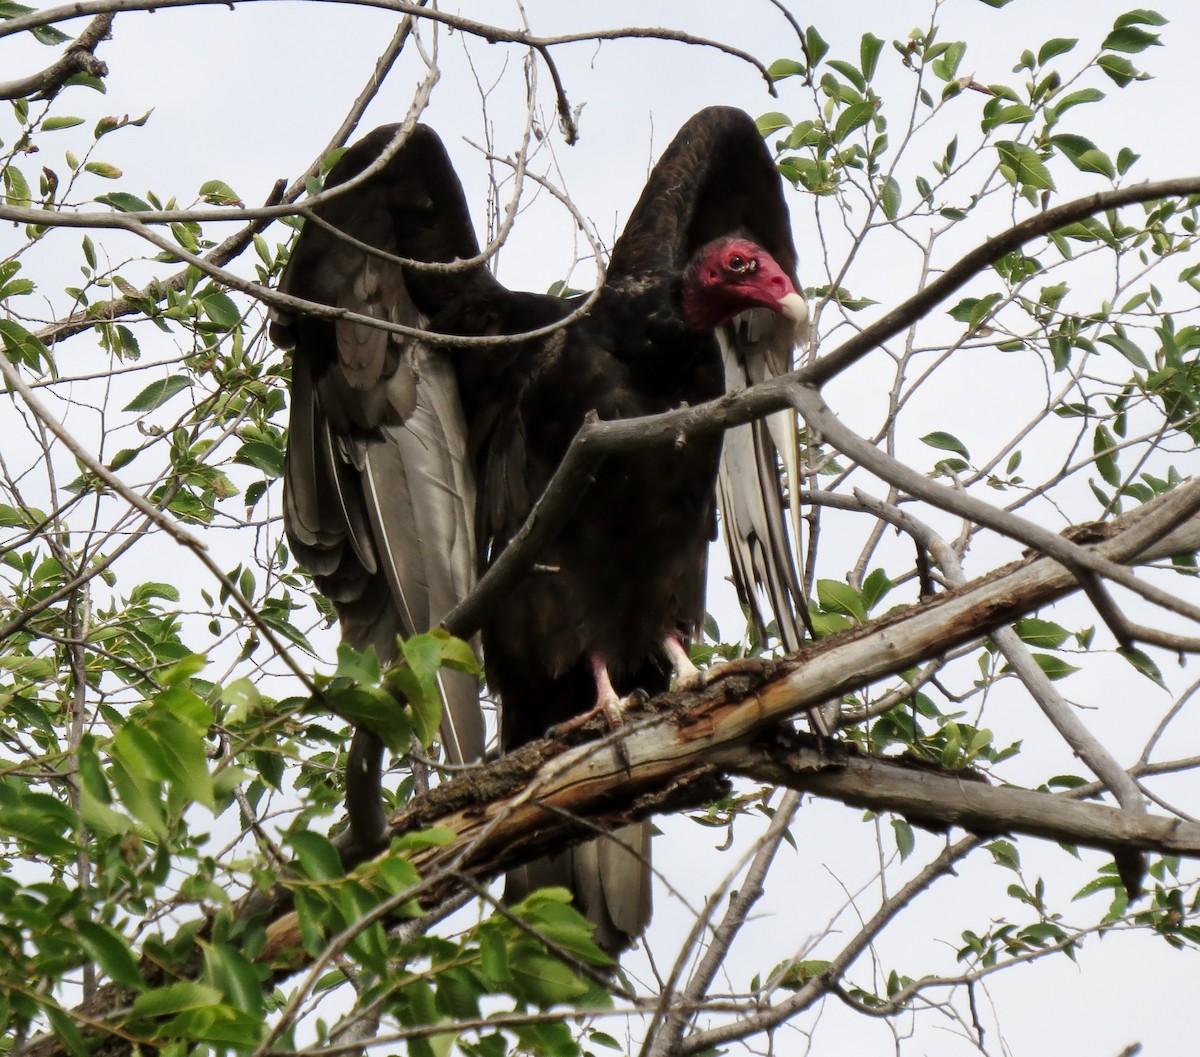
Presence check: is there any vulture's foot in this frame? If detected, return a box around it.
[664,635,706,692]
[546,655,634,771]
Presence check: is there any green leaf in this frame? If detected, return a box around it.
[827,59,866,93]
[1028,653,1081,680]
[995,141,1055,192]
[400,633,444,688]
[83,161,122,180]
[948,292,1002,332]
[932,40,967,81]
[108,755,167,838]
[510,950,589,1005]
[220,678,260,722]
[122,375,191,412]
[199,288,241,328]
[1118,646,1166,688]
[1098,333,1150,370]
[1050,134,1115,178]
[1013,617,1070,649]
[42,115,85,131]
[756,111,792,137]
[986,839,1020,870]
[44,1007,89,1057]
[95,191,153,212]
[75,921,144,991]
[880,175,901,220]
[766,60,804,83]
[0,318,49,370]
[806,25,829,67]
[149,711,214,809]
[860,33,884,81]
[1097,53,1147,87]
[234,440,285,478]
[326,685,411,752]
[130,982,224,1020]
[334,642,382,685]
[861,569,893,612]
[391,827,455,854]
[289,831,344,882]
[1037,37,1077,65]
[832,99,876,144]
[1102,24,1161,53]
[204,945,264,1017]
[434,630,479,674]
[3,164,31,207]
[816,579,866,623]
[1093,424,1120,487]
[389,668,439,749]
[920,431,971,460]
[1051,88,1106,117]
[891,817,915,860]
[981,102,1035,132]
[31,22,70,44]
[198,179,244,207]
[1114,8,1167,28]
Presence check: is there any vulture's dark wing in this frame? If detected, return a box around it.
[271,125,489,765]
[609,106,810,654]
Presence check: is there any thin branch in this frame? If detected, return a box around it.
[644,791,804,1057]
[680,835,984,1054]
[0,352,318,693]
[792,384,1200,631]
[36,179,286,347]
[0,0,776,92]
[35,6,428,348]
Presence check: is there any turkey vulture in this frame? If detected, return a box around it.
[271,106,808,951]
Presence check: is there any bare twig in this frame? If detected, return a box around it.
[792,385,1200,632]
[0,0,776,93]
[37,179,286,347]
[0,351,318,693]
[643,791,804,1057]
[680,835,984,1053]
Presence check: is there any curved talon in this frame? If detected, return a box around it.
[624,688,651,709]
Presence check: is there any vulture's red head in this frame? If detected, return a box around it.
[681,236,808,334]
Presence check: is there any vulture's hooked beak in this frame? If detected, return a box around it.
[777,290,809,334]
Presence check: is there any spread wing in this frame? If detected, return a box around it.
[609,105,810,654]
[272,124,493,765]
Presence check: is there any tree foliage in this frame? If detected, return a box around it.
[1,2,1199,1055]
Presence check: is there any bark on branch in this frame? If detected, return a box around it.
[0,13,112,100]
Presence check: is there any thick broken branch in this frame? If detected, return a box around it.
[263,493,1200,965]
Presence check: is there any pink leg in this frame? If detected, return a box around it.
[545,653,634,770]
[591,654,625,723]
[663,635,705,691]
[548,653,627,737]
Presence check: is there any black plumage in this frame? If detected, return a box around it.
[272,106,807,951]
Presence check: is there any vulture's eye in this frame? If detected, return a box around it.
[728,254,746,271]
